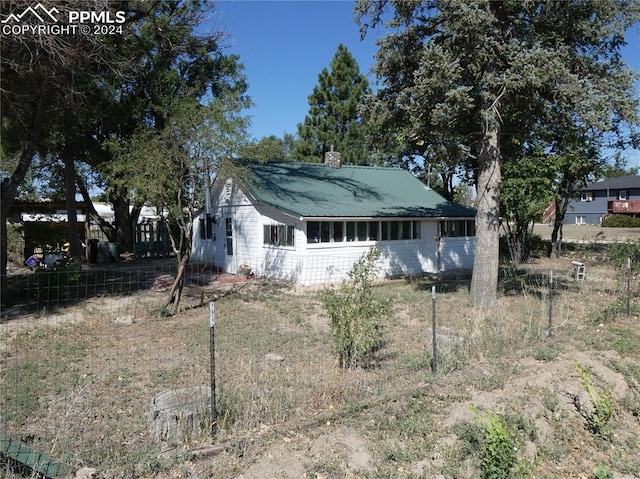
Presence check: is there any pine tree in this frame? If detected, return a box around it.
[294,44,372,164]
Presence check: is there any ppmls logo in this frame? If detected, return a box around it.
[2,2,126,36]
[1,3,59,24]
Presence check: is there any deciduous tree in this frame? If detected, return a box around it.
[109,90,250,315]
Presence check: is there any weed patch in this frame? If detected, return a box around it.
[572,363,616,440]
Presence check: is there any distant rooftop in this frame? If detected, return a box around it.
[583,175,640,191]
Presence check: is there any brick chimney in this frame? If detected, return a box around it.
[324,149,341,168]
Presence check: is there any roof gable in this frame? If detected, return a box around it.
[240,162,475,218]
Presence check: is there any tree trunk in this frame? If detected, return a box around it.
[76,173,117,243]
[470,126,502,306]
[63,122,82,261]
[165,255,188,315]
[1,84,47,305]
[164,223,192,315]
[551,197,568,258]
[112,195,134,253]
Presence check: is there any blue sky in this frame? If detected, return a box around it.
[210,0,640,165]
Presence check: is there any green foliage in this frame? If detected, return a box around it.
[239,134,296,162]
[574,363,616,440]
[33,261,81,289]
[598,155,639,180]
[6,222,24,264]
[472,408,517,479]
[593,465,614,479]
[605,240,640,273]
[294,44,372,164]
[321,248,388,369]
[601,215,640,228]
[501,156,554,264]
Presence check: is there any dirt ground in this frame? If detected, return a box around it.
[1,253,639,478]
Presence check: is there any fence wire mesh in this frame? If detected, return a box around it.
[0,254,637,477]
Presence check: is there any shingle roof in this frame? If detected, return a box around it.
[583,175,640,191]
[242,162,475,219]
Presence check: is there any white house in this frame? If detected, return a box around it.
[191,152,476,285]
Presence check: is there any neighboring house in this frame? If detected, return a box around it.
[565,175,640,225]
[191,152,476,285]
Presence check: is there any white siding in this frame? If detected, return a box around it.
[439,237,476,270]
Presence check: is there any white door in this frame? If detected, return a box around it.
[224,217,236,273]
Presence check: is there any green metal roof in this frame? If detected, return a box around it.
[243,162,475,219]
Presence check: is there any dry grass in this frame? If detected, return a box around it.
[1,257,639,478]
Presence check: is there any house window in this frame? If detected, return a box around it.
[199,215,215,240]
[575,216,586,225]
[581,192,593,202]
[346,222,356,241]
[307,221,344,243]
[307,220,427,243]
[332,222,344,242]
[412,221,421,239]
[389,221,400,240]
[357,221,368,241]
[465,220,475,237]
[381,222,389,241]
[320,222,331,243]
[225,218,233,255]
[618,190,628,200]
[439,220,476,237]
[263,224,295,247]
[368,221,379,241]
[307,221,320,243]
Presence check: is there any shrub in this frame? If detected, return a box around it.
[573,363,616,440]
[7,222,24,265]
[472,408,517,479]
[605,239,640,273]
[601,214,640,228]
[321,247,389,369]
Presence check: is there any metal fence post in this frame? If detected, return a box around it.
[431,285,437,374]
[209,301,217,438]
[627,257,631,317]
[548,270,554,338]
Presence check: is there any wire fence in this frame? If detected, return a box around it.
[0,255,637,477]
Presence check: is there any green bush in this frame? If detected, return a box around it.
[7,222,24,265]
[574,363,616,440]
[321,248,389,369]
[605,239,640,273]
[601,214,640,228]
[472,408,517,479]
